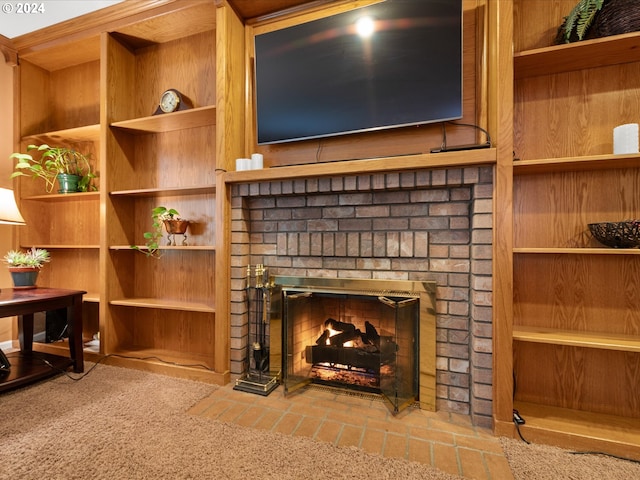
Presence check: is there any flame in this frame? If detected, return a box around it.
[319,326,354,347]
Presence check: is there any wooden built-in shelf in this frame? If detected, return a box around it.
[107,347,214,368]
[83,293,100,303]
[514,247,640,255]
[111,1,216,47]
[513,401,640,460]
[225,148,497,184]
[21,124,101,144]
[19,35,101,71]
[110,185,215,197]
[110,106,216,134]
[513,326,640,353]
[111,245,214,252]
[22,191,100,202]
[515,31,640,79]
[109,297,215,313]
[514,153,640,175]
[25,245,99,250]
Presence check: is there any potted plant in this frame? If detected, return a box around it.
[10,144,97,193]
[3,247,50,289]
[557,0,604,43]
[131,206,190,257]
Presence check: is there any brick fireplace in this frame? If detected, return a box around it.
[230,165,493,427]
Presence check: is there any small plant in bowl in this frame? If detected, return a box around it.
[131,206,190,258]
[3,247,50,288]
[10,144,97,193]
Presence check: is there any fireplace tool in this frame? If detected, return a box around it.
[233,264,278,396]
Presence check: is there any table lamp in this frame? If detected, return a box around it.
[0,187,25,373]
[0,187,25,226]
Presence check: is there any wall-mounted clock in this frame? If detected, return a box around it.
[153,89,193,115]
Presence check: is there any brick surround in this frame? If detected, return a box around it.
[230,166,494,427]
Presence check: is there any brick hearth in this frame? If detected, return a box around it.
[230,166,493,427]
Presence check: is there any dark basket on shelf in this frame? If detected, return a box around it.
[588,221,640,248]
[556,0,640,44]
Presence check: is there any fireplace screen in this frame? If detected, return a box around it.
[271,277,432,414]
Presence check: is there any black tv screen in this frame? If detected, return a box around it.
[254,0,462,145]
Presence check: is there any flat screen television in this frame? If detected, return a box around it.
[254,0,463,145]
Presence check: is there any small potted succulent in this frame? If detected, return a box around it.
[131,206,190,258]
[10,144,97,194]
[3,247,50,289]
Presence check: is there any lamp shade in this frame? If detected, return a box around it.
[0,187,26,225]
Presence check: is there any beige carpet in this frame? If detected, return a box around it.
[0,363,460,479]
[501,436,640,479]
[2,363,640,479]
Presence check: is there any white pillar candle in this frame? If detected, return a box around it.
[251,153,264,170]
[235,158,251,171]
[613,123,639,154]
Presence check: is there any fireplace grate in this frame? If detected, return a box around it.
[306,384,421,409]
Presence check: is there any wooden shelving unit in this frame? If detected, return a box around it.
[101,2,223,382]
[500,0,640,459]
[10,0,245,385]
[13,29,102,350]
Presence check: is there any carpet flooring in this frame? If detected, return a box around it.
[2,362,640,479]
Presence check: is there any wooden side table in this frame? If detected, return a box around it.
[0,288,85,392]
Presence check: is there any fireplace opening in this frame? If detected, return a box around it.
[270,277,436,414]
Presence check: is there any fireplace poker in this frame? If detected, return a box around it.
[254,264,265,379]
[259,266,270,373]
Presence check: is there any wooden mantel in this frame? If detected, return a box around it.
[224,148,497,184]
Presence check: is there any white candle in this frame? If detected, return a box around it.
[235,158,251,171]
[613,123,639,154]
[251,153,264,170]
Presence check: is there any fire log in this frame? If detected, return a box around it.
[324,318,356,333]
[305,344,380,372]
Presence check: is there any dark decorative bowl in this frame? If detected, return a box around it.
[588,221,640,248]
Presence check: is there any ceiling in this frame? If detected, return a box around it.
[0,0,327,39]
[0,1,124,39]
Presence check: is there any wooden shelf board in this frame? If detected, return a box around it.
[110,185,215,197]
[515,32,640,79]
[111,245,214,252]
[225,148,497,184]
[109,297,215,313]
[514,153,640,175]
[83,293,100,303]
[102,352,227,385]
[514,401,640,460]
[105,347,212,368]
[513,326,640,352]
[23,191,100,202]
[110,105,215,134]
[19,35,101,72]
[514,247,640,255]
[23,245,100,250]
[111,2,216,47]
[21,124,101,144]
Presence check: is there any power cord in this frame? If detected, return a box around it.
[431,121,492,153]
[512,408,640,464]
[36,352,214,381]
